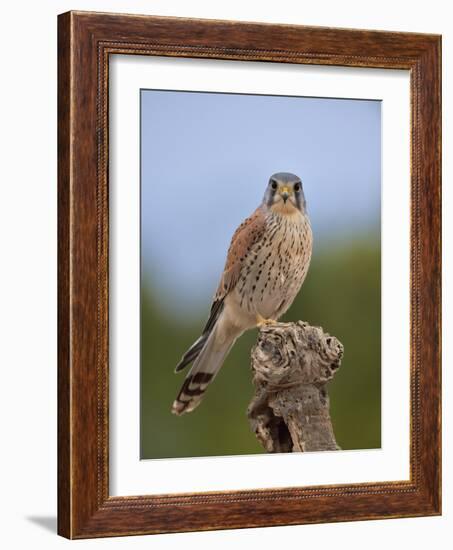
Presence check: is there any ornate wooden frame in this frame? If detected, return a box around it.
[58,11,441,539]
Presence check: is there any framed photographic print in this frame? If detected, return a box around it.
[58,11,441,538]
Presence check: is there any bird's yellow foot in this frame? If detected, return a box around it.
[256,314,277,327]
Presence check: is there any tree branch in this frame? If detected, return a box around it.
[247,321,343,453]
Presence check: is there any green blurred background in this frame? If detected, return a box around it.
[140,90,381,459]
[141,236,381,458]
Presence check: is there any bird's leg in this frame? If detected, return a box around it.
[256,314,278,327]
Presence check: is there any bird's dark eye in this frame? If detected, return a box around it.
[294,182,301,192]
[271,181,278,190]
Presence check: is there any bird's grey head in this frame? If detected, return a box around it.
[263,172,306,215]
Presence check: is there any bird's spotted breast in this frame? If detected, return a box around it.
[233,211,312,321]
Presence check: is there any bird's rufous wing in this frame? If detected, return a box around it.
[214,206,267,301]
[174,206,266,374]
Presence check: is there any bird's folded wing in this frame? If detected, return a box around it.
[214,206,267,301]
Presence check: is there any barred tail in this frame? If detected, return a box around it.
[171,324,235,415]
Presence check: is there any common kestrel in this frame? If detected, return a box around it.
[172,172,313,415]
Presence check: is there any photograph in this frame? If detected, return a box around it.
[0,0,445,544]
[140,89,382,459]
[50,7,440,541]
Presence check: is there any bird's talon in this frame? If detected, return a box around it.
[256,315,277,327]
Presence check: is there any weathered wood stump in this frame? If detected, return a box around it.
[247,321,343,453]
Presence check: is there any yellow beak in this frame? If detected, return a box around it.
[280,186,291,202]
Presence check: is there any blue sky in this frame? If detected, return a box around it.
[141,90,381,317]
